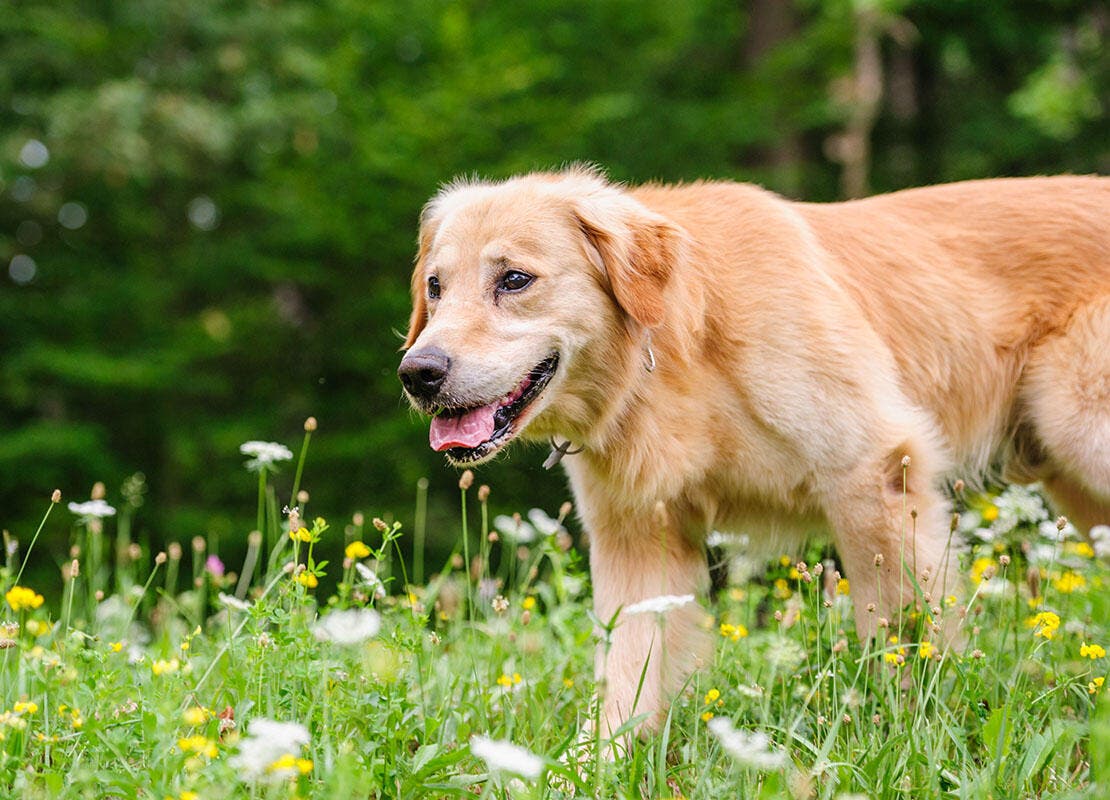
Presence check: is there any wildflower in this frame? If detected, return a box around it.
[67,499,117,519]
[702,711,715,722]
[268,753,313,777]
[491,595,510,614]
[239,441,293,471]
[527,508,565,537]
[231,718,311,781]
[1026,611,1061,639]
[289,527,311,542]
[563,678,574,689]
[13,701,38,715]
[493,515,538,544]
[1066,542,1095,558]
[970,558,996,584]
[344,541,371,560]
[183,706,210,727]
[1090,677,1105,694]
[1080,643,1106,660]
[5,586,44,612]
[522,596,536,611]
[295,572,318,589]
[624,594,695,616]
[470,735,543,779]
[736,684,764,699]
[312,608,381,645]
[205,554,225,578]
[836,578,850,595]
[177,735,218,759]
[719,622,749,641]
[981,504,999,522]
[1052,572,1086,594]
[773,578,792,599]
[354,563,386,599]
[152,658,181,676]
[218,592,251,612]
[707,717,787,770]
[918,641,934,660]
[704,689,720,704]
[496,672,522,689]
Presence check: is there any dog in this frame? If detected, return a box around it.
[398,166,1110,735]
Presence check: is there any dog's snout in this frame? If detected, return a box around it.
[398,347,451,400]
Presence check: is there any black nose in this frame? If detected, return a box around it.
[398,347,451,400]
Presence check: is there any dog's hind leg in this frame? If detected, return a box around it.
[586,503,712,738]
[1021,296,1110,532]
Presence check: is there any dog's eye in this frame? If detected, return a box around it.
[427,275,441,300]
[497,270,534,293]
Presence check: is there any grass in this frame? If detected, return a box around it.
[2,425,1109,799]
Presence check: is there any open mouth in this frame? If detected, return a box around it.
[428,353,559,463]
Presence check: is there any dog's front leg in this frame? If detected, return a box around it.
[587,506,711,738]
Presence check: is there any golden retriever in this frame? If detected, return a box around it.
[398,166,1110,735]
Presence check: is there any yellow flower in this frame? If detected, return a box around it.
[788,567,800,580]
[23,619,48,636]
[779,555,791,567]
[1067,542,1095,558]
[1052,572,1086,594]
[970,558,996,585]
[773,578,792,599]
[289,527,311,542]
[177,735,218,759]
[13,701,38,715]
[268,753,313,775]
[295,572,318,588]
[836,578,850,596]
[109,641,124,653]
[180,793,199,800]
[1080,643,1106,660]
[944,595,958,607]
[701,711,714,722]
[522,596,536,611]
[719,622,748,641]
[704,689,720,705]
[496,674,512,688]
[5,586,44,612]
[1089,677,1105,694]
[182,706,209,727]
[152,658,181,676]
[981,504,999,522]
[563,678,574,689]
[345,541,371,560]
[918,641,934,660]
[1026,611,1061,639]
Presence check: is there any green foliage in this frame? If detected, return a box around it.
[1,0,1107,562]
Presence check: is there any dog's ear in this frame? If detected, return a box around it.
[402,204,439,350]
[574,196,682,329]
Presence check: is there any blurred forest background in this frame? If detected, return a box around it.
[2,0,1107,581]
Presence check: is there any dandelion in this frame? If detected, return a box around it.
[5,586,44,612]
[624,594,695,616]
[67,499,117,519]
[231,718,311,781]
[239,441,293,471]
[312,608,381,645]
[470,735,543,779]
[1080,643,1106,660]
[345,541,371,560]
[707,717,787,770]
[1026,611,1061,639]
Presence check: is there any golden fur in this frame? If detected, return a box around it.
[400,167,1110,734]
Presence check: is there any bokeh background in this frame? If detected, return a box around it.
[2,0,1107,582]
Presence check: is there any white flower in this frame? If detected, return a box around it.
[994,484,1048,529]
[1038,519,1076,542]
[231,718,310,780]
[736,684,764,699]
[493,515,538,543]
[470,735,543,779]
[67,499,117,519]
[1091,525,1110,558]
[218,592,251,612]
[707,717,787,770]
[312,608,381,645]
[623,594,696,616]
[239,441,293,471]
[354,563,386,599]
[526,508,564,537]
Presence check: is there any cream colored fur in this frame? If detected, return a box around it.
[402,167,1110,735]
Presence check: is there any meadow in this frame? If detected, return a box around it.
[2,421,1108,799]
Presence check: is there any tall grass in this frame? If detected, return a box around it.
[1,429,1107,798]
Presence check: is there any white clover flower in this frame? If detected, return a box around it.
[493,515,538,544]
[312,608,381,645]
[239,441,294,471]
[67,499,117,519]
[526,508,564,537]
[470,735,543,779]
[623,594,696,616]
[354,563,386,599]
[707,717,787,770]
[231,718,310,780]
[994,484,1048,527]
[1091,525,1110,558]
[218,592,251,612]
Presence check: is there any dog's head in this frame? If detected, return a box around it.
[398,167,685,465]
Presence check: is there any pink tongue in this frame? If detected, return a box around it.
[429,403,499,451]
